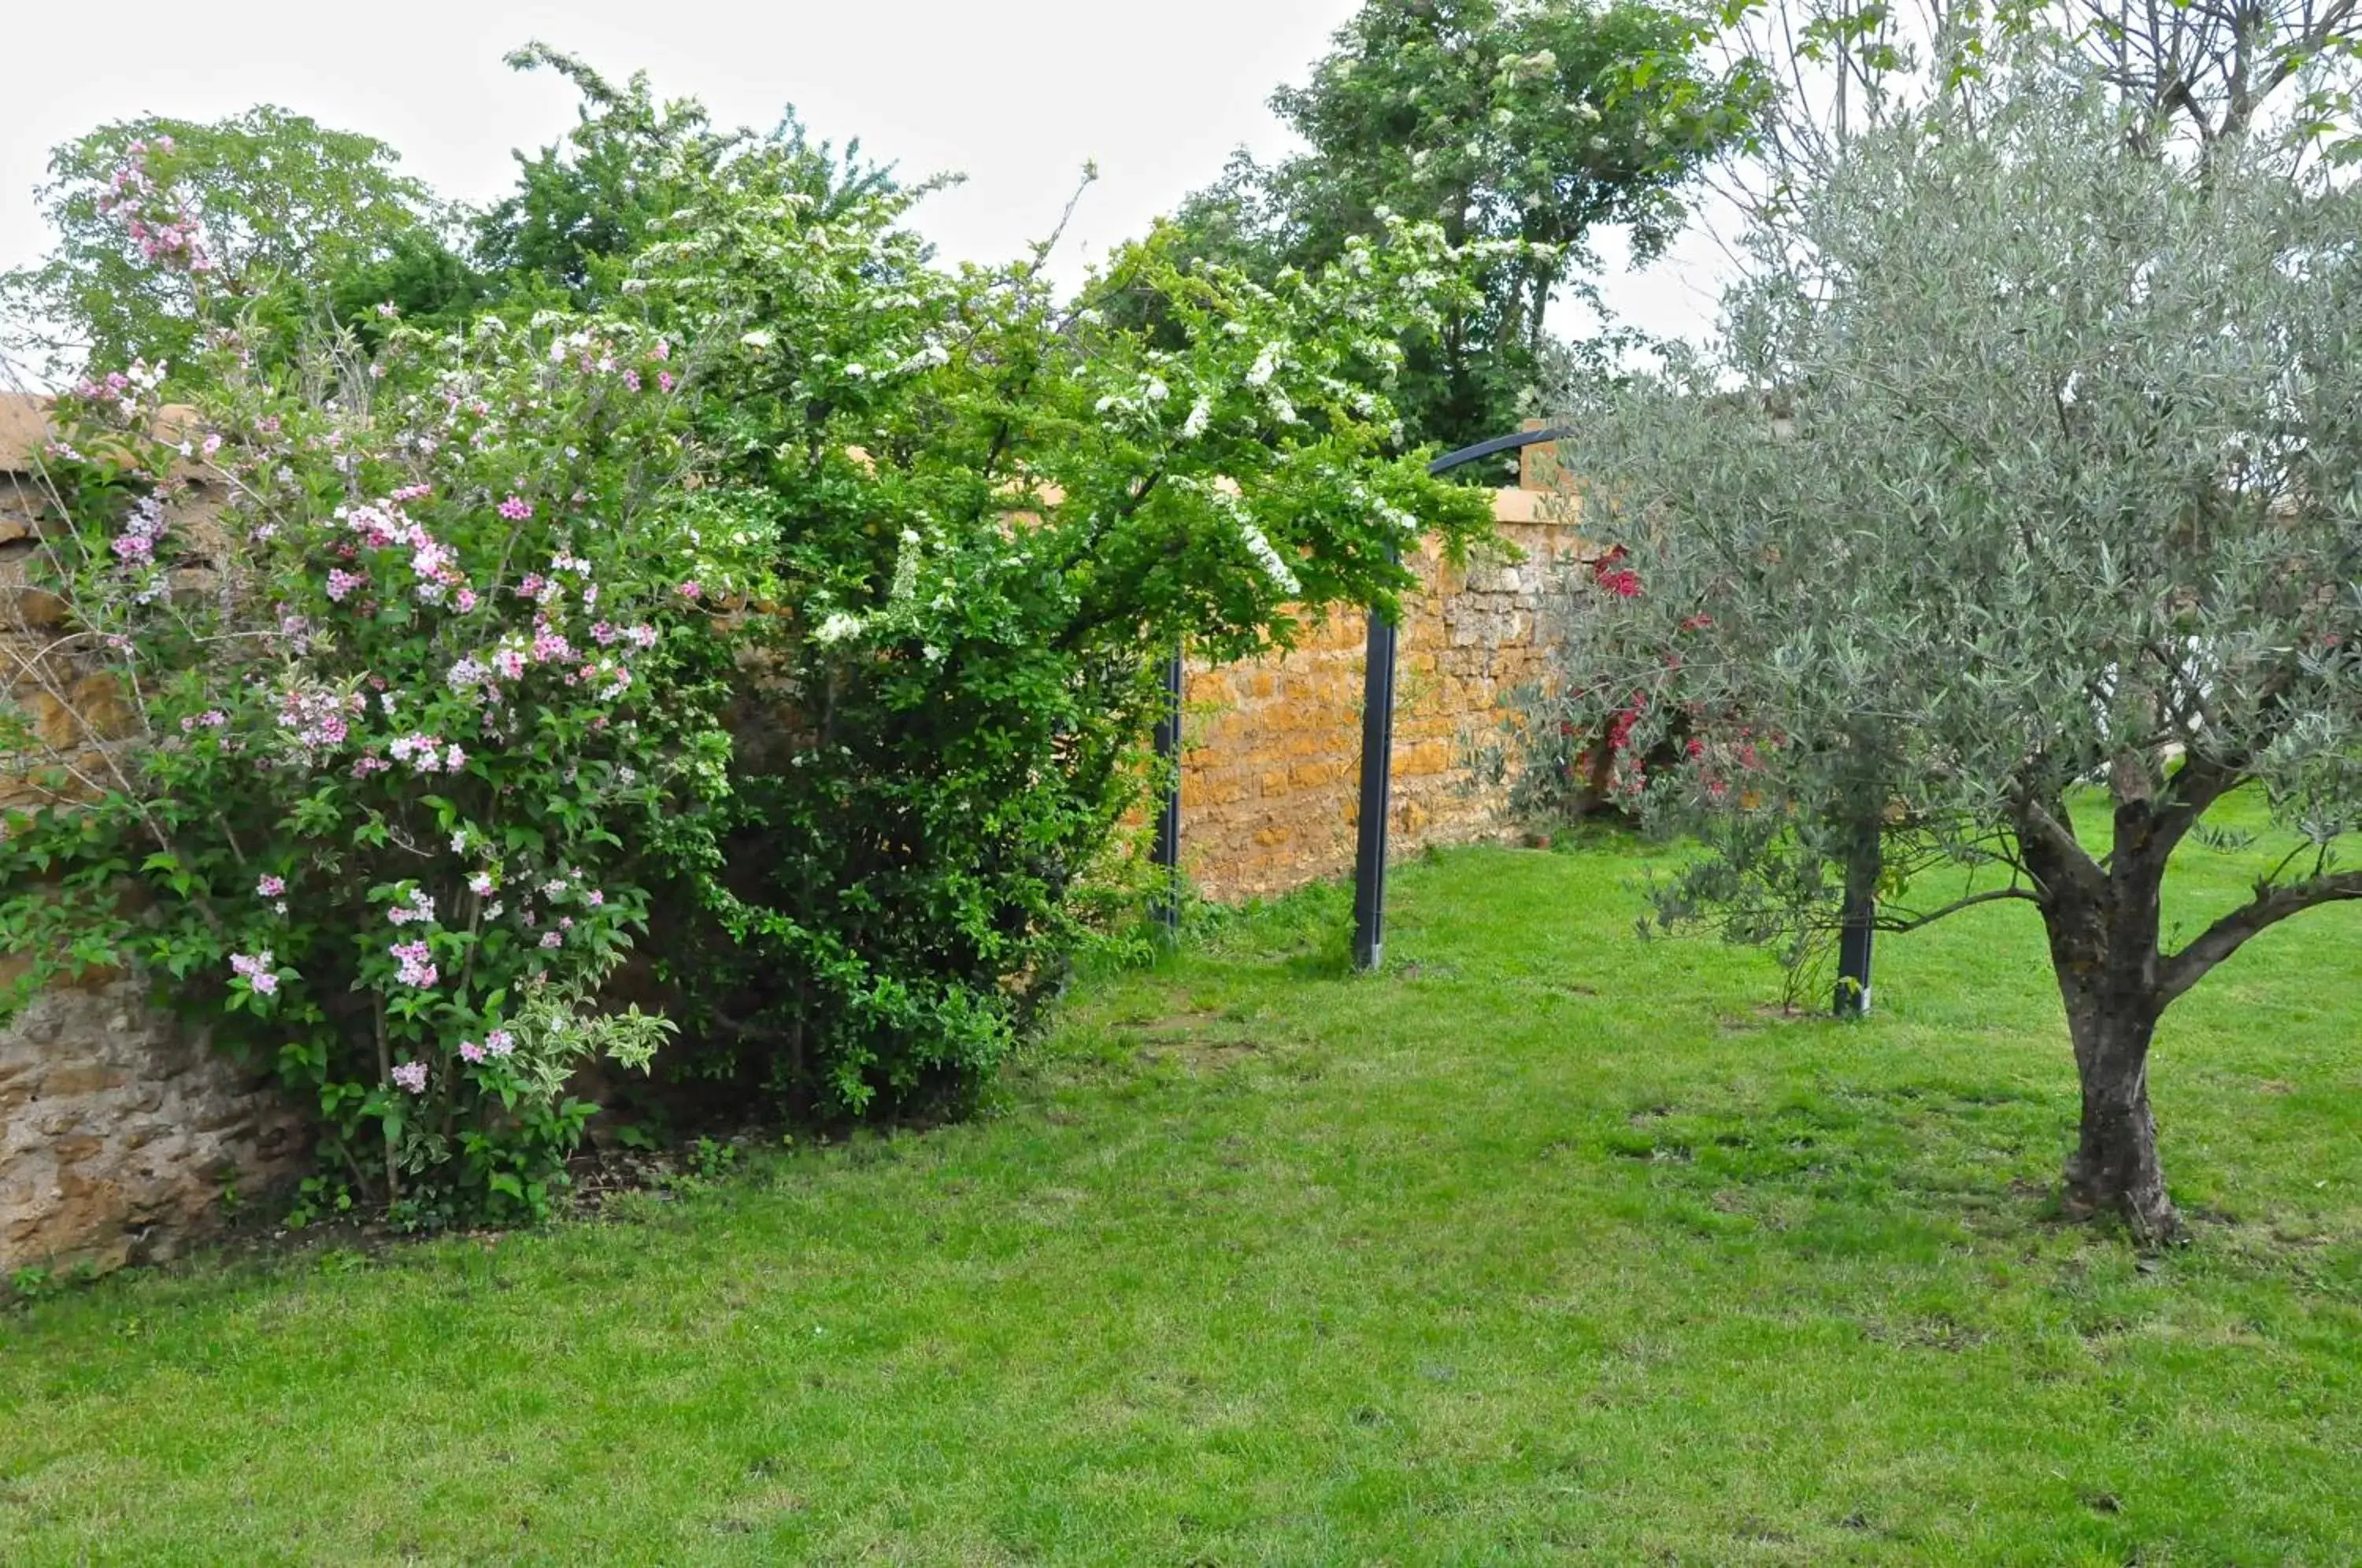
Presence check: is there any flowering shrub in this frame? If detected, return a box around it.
[0,142,749,1222]
[3,72,1504,1215]
[1507,543,1697,817]
[587,100,1500,1118]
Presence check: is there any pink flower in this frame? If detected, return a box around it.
[498,495,534,521]
[391,1060,428,1093]
[256,875,286,897]
[657,371,676,394]
[388,733,443,772]
[276,687,350,753]
[539,930,563,949]
[325,568,365,602]
[586,889,604,907]
[229,950,278,996]
[389,940,438,988]
[623,369,642,392]
[443,743,466,772]
[456,588,479,614]
[467,871,496,897]
[486,1030,516,1057]
[459,1040,487,1064]
[591,621,618,645]
[676,581,702,601]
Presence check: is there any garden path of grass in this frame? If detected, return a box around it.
[3,810,2359,1564]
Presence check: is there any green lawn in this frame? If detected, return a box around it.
[4,812,2360,1565]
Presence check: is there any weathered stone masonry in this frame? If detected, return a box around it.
[0,396,307,1283]
[0,968,305,1278]
[1175,478,1589,901]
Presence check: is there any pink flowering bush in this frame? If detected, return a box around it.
[0,152,746,1223]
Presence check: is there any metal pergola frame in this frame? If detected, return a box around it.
[1349,427,1568,971]
[1150,424,1869,1009]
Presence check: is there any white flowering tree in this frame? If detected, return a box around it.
[1533,64,2362,1241]
[617,115,1500,1117]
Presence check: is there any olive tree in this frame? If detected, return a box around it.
[1536,67,2362,1241]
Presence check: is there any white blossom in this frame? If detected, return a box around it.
[1238,521,1301,595]
[814,611,864,645]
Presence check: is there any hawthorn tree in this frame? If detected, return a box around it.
[602,105,1500,1119]
[1536,63,2362,1241]
[475,43,897,310]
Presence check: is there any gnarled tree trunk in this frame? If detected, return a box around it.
[2031,815,2181,1244]
[2022,789,2182,1247]
[2059,997,2175,1241]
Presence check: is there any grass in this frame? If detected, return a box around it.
[3,804,2360,1565]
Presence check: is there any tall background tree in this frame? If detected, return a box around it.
[1134,0,1762,460]
[474,44,898,311]
[0,106,471,382]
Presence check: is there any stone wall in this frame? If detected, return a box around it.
[0,394,307,1285]
[0,967,306,1280]
[1175,481,1591,900]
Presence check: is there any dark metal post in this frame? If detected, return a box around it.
[1834,838,1878,1016]
[1349,594,1399,970]
[1349,426,1570,972]
[1151,644,1184,933]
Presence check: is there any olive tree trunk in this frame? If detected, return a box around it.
[2031,815,2180,1243]
[2059,995,2174,1239]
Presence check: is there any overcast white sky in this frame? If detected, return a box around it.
[3,0,1730,347]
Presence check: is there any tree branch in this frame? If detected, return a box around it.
[2012,791,2108,904]
[2148,748,2247,857]
[1874,885,2042,933]
[2159,867,2362,1004]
